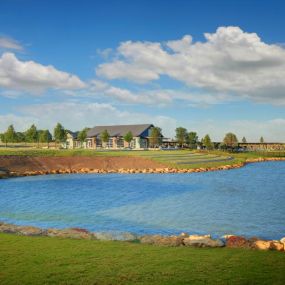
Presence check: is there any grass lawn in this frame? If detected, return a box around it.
[0,234,285,285]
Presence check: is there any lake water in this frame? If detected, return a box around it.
[0,161,284,239]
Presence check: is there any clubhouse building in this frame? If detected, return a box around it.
[86,124,155,149]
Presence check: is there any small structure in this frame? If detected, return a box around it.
[86,124,155,149]
[64,131,85,149]
[238,142,285,151]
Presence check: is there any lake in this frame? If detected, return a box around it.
[0,161,284,239]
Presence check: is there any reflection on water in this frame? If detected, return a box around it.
[0,161,284,239]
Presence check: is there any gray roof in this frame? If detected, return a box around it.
[66,130,79,139]
[87,124,153,138]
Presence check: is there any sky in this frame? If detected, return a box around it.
[0,0,285,142]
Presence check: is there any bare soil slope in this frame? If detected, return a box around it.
[0,155,164,175]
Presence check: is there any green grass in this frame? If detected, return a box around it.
[0,234,285,285]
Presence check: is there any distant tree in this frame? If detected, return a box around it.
[149,127,162,148]
[187,131,199,149]
[260,136,264,143]
[203,134,213,150]
[123,131,133,147]
[242,137,247,143]
[223,133,238,149]
[175,127,188,147]
[39,130,52,147]
[25,124,38,143]
[4,125,17,145]
[100,130,110,147]
[15,132,25,143]
[78,128,90,143]
[54,123,66,146]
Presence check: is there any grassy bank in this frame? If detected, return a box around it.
[0,233,284,285]
[0,148,285,170]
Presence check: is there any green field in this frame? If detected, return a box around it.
[0,147,284,170]
[0,233,284,285]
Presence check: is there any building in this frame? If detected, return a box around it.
[238,142,285,151]
[86,124,155,149]
[63,131,85,149]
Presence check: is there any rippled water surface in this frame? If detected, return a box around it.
[0,162,284,239]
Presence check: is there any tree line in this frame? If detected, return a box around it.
[0,123,265,149]
[175,127,265,150]
[0,123,89,147]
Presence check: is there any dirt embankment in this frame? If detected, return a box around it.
[0,155,165,176]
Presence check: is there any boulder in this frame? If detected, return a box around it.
[0,223,20,233]
[46,228,93,239]
[253,240,271,250]
[183,236,224,248]
[270,241,284,251]
[0,170,9,178]
[225,235,251,248]
[94,232,137,241]
[140,235,183,247]
[17,226,45,236]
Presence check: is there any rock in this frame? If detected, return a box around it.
[140,235,183,247]
[0,223,20,233]
[253,240,272,250]
[183,236,224,247]
[0,170,9,178]
[186,234,211,240]
[17,226,45,236]
[47,228,93,239]
[179,232,189,238]
[225,235,251,248]
[94,232,137,241]
[270,241,284,251]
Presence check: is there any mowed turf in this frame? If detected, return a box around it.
[0,233,285,285]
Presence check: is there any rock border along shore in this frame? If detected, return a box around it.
[0,157,285,178]
[0,221,284,252]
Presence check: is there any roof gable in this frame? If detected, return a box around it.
[87,124,153,138]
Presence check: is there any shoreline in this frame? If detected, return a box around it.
[0,221,284,252]
[1,156,285,178]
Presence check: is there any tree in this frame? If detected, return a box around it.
[187,131,198,149]
[175,127,188,147]
[260,136,264,143]
[78,128,90,143]
[54,123,65,145]
[242,137,247,143]
[123,131,133,147]
[25,124,38,143]
[4,125,17,145]
[39,130,52,147]
[149,127,162,148]
[223,132,238,149]
[100,130,110,147]
[203,134,213,150]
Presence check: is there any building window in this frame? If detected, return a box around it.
[117,137,124,148]
[107,138,113,148]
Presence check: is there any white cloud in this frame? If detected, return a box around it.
[96,26,285,105]
[0,52,86,92]
[0,36,23,50]
[86,80,232,107]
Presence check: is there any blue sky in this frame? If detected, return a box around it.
[0,0,285,141]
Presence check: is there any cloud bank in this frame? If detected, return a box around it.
[97,26,285,105]
[0,52,86,92]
